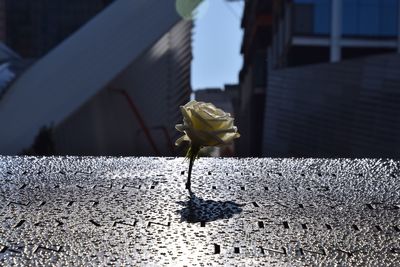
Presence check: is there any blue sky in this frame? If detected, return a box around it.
[191,0,244,90]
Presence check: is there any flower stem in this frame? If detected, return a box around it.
[186,145,200,195]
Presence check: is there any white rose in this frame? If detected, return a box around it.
[175,100,240,147]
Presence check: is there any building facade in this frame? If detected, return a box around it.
[271,0,400,68]
[237,0,272,156]
[0,0,191,156]
[238,0,400,157]
[195,88,235,117]
[0,0,5,41]
[263,53,400,158]
[5,0,113,58]
[53,20,193,156]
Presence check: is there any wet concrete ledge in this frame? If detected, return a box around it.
[0,157,399,266]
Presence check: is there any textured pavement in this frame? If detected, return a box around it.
[0,157,399,266]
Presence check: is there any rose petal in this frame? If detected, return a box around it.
[180,106,193,127]
[190,109,214,130]
[175,135,190,146]
[175,100,240,148]
[220,132,241,144]
[184,100,197,109]
[186,128,223,146]
[175,124,186,132]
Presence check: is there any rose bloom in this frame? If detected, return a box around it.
[175,100,240,148]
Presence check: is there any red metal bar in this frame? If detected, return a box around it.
[151,126,175,154]
[112,89,160,156]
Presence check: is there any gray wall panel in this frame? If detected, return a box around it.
[263,53,400,158]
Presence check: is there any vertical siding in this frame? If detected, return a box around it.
[263,53,400,158]
[54,20,192,156]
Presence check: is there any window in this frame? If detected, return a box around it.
[293,0,398,37]
[293,0,331,35]
[342,0,398,37]
[293,4,314,34]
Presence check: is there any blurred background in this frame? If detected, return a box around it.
[0,0,400,158]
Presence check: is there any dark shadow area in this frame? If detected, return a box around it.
[176,193,244,223]
[22,125,55,156]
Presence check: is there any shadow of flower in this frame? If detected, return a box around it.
[176,193,244,223]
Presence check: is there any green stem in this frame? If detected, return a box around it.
[186,145,200,195]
